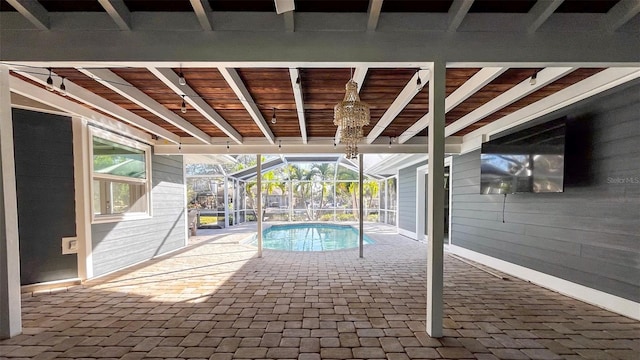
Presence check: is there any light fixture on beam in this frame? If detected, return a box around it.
[271,108,277,124]
[46,68,54,91]
[530,71,538,85]
[180,95,187,114]
[178,66,186,86]
[59,77,67,97]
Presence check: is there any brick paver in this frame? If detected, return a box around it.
[1,223,638,359]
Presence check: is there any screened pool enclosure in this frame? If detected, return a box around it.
[185,155,397,228]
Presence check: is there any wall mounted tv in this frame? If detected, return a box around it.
[480,119,566,194]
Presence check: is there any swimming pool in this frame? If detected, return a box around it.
[247,223,374,251]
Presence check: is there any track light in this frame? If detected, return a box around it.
[226,141,230,152]
[59,77,67,97]
[530,71,538,85]
[333,138,337,149]
[279,140,282,151]
[178,142,182,152]
[416,75,422,90]
[180,96,187,114]
[389,137,393,149]
[46,68,54,91]
[271,108,277,124]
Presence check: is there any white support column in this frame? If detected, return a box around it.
[239,180,242,225]
[257,155,263,258]
[378,180,383,224]
[289,180,294,222]
[383,179,387,224]
[223,178,229,229]
[0,65,22,339]
[234,179,239,226]
[333,165,338,221]
[359,154,364,259]
[71,117,93,280]
[426,60,446,338]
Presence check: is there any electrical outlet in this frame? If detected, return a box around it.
[62,237,78,254]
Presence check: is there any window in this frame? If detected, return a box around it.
[90,128,151,222]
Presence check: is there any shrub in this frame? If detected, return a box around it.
[337,213,356,221]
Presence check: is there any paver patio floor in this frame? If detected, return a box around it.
[1,223,638,359]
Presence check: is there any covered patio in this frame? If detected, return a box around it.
[1,0,638,353]
[2,224,637,359]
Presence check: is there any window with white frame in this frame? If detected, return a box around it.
[90,128,151,222]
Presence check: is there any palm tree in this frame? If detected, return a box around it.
[335,167,359,219]
[364,180,380,216]
[262,170,279,198]
[287,164,314,220]
[311,163,335,211]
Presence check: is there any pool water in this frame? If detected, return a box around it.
[249,223,374,251]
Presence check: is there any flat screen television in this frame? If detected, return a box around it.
[480,119,565,194]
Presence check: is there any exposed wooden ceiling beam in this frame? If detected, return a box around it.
[97,0,131,31]
[274,0,295,14]
[3,31,637,64]
[148,67,243,144]
[335,67,368,145]
[445,67,577,137]
[78,68,212,144]
[289,68,308,144]
[367,0,384,32]
[12,68,179,143]
[603,0,640,32]
[154,140,461,155]
[526,0,564,33]
[447,0,474,32]
[218,67,276,144]
[284,11,295,32]
[275,0,295,31]
[189,0,213,31]
[9,75,154,144]
[463,67,640,146]
[398,67,507,144]
[5,0,49,30]
[366,153,410,173]
[370,154,433,175]
[366,69,429,144]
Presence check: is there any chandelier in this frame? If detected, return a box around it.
[334,79,370,159]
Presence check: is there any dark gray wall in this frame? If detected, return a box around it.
[91,154,186,277]
[398,161,427,234]
[12,109,77,285]
[451,83,640,302]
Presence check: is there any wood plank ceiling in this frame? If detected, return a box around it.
[11,66,607,141]
[2,0,634,151]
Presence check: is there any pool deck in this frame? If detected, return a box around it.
[2,222,638,359]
